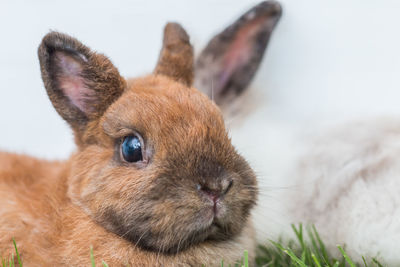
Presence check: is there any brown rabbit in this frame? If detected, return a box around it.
[0,2,281,266]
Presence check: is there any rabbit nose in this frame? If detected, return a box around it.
[196,178,233,202]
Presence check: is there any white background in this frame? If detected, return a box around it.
[1,0,400,159]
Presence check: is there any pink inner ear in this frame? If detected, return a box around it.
[218,16,268,89]
[55,51,94,114]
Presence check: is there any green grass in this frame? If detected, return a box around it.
[255,224,384,267]
[1,225,386,266]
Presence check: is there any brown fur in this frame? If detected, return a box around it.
[154,23,194,86]
[38,31,126,142]
[0,22,257,266]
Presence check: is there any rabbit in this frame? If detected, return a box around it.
[0,1,282,266]
[196,3,400,266]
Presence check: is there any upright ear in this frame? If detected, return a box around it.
[194,0,282,106]
[154,23,194,86]
[38,32,126,135]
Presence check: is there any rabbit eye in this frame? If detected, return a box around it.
[121,135,143,163]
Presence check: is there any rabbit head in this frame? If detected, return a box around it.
[38,24,257,254]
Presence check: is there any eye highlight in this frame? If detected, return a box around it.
[121,135,143,163]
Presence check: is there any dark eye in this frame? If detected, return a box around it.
[121,135,143,163]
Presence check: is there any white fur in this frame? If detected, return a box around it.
[229,115,400,264]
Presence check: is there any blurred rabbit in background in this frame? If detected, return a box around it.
[195,1,400,265]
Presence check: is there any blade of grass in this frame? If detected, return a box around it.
[312,225,329,265]
[311,253,321,267]
[372,258,384,267]
[242,250,248,267]
[90,246,95,267]
[292,224,313,264]
[308,225,328,266]
[337,245,355,267]
[271,240,308,267]
[362,256,368,267]
[12,239,21,267]
[101,260,109,267]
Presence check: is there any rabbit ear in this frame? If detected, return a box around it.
[194,1,281,106]
[38,32,126,133]
[154,23,194,86]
